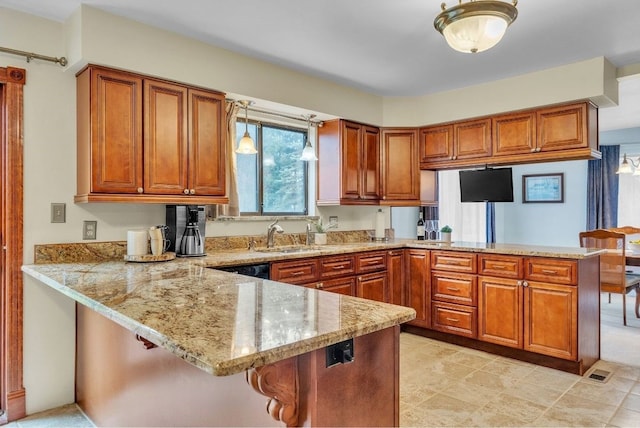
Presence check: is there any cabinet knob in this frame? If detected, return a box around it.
[522,281,529,287]
[517,280,522,286]
[536,147,541,152]
[183,189,190,195]
[453,155,457,160]
[190,189,196,195]
[137,187,143,193]
[316,283,323,289]
[531,148,536,152]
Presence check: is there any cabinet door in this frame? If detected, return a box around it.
[536,103,589,152]
[492,112,536,156]
[380,129,419,204]
[478,276,523,348]
[387,250,405,306]
[419,124,454,164]
[356,271,389,303]
[361,125,380,201]
[188,88,226,196]
[340,121,362,201]
[88,67,143,194]
[406,249,430,328]
[144,79,189,195]
[454,118,492,160]
[524,280,577,360]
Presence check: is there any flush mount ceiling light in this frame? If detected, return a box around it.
[300,114,318,162]
[616,153,640,175]
[235,100,257,155]
[434,0,518,54]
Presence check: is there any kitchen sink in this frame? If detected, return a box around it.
[255,245,325,253]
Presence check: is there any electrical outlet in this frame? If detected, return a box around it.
[329,216,338,227]
[83,220,97,240]
[51,203,66,223]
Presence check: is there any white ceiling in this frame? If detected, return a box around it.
[1,0,639,132]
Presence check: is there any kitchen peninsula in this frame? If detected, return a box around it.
[22,239,602,426]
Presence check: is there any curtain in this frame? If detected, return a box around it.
[586,145,619,230]
[438,170,486,242]
[486,202,495,243]
[211,101,240,217]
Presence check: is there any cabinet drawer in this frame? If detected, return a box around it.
[319,254,356,279]
[432,302,477,338]
[431,251,477,273]
[356,251,387,273]
[270,259,319,285]
[478,254,523,279]
[431,272,476,306]
[315,277,356,296]
[525,258,577,285]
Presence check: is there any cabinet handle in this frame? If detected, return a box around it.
[137,187,143,193]
[491,264,507,269]
[290,271,305,276]
[183,189,190,195]
[541,269,557,275]
[316,283,323,289]
[522,281,529,287]
[358,276,362,282]
[364,260,381,265]
[190,189,196,195]
[446,287,461,292]
[445,318,459,323]
[331,265,346,270]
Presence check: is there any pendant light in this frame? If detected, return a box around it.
[236,100,257,155]
[616,153,640,175]
[300,114,318,162]
[434,0,518,54]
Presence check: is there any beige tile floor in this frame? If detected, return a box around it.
[11,292,640,427]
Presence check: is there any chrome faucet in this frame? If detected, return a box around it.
[267,219,284,248]
[306,223,312,245]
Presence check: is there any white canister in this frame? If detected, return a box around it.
[127,229,149,256]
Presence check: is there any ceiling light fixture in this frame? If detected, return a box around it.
[616,153,640,175]
[434,0,518,54]
[300,114,318,162]
[235,100,257,155]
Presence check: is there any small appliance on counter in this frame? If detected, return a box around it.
[166,205,206,257]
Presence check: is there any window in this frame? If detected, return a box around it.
[235,121,309,215]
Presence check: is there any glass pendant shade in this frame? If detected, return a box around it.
[235,100,257,155]
[617,154,635,174]
[300,140,317,161]
[435,1,518,54]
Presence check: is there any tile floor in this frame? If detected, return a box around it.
[10,293,640,427]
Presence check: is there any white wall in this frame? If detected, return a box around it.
[0,3,621,415]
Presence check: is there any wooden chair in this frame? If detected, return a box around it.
[607,226,640,235]
[579,229,640,326]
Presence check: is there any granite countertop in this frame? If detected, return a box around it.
[21,258,416,376]
[200,239,604,268]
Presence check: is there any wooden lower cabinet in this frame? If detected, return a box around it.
[431,301,477,338]
[356,271,389,303]
[524,280,577,360]
[314,276,355,296]
[478,276,523,348]
[387,250,405,306]
[405,249,430,328]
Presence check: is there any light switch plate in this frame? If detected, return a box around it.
[51,203,66,223]
[329,216,338,227]
[83,220,97,240]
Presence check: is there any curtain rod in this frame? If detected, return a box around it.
[227,98,323,126]
[0,46,67,67]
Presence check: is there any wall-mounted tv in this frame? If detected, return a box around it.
[459,167,514,202]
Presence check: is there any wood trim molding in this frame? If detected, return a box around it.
[246,358,299,427]
[0,66,26,423]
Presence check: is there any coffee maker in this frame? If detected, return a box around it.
[166,205,206,257]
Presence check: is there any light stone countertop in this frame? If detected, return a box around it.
[22,239,601,377]
[22,258,416,376]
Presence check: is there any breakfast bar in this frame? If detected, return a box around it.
[22,258,415,427]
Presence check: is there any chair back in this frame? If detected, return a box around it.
[607,226,640,235]
[579,229,626,293]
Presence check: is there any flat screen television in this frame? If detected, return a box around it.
[459,167,514,202]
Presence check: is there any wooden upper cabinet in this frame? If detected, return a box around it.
[188,88,226,196]
[318,119,379,205]
[77,66,143,196]
[492,111,536,156]
[380,128,420,205]
[419,124,453,165]
[454,118,492,160]
[76,64,227,204]
[144,79,189,195]
[537,102,593,152]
